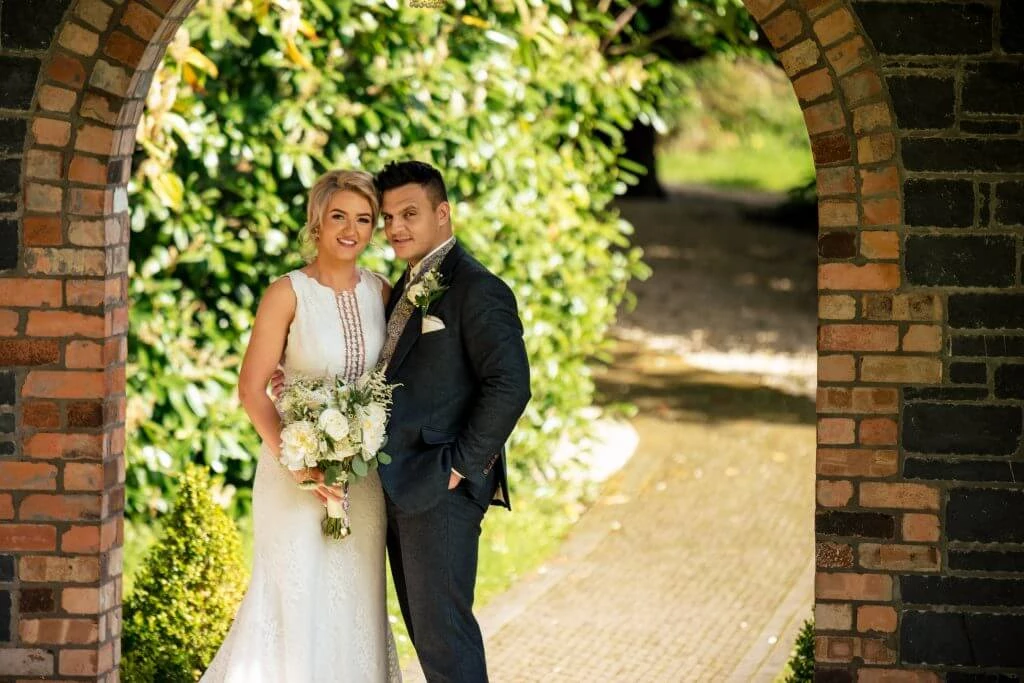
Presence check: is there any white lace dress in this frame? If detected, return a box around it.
[201,268,401,683]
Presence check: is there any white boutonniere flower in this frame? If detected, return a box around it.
[407,269,448,334]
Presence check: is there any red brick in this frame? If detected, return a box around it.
[764,10,805,49]
[827,35,870,76]
[818,417,856,445]
[24,249,107,277]
[24,432,104,459]
[818,355,856,382]
[852,388,898,412]
[27,311,105,338]
[37,84,77,113]
[23,215,64,247]
[76,0,115,30]
[903,513,940,543]
[25,149,62,181]
[24,183,62,212]
[19,555,100,582]
[0,279,62,308]
[68,156,108,187]
[814,8,857,46]
[842,70,884,107]
[861,230,900,259]
[819,263,900,291]
[894,294,942,321]
[67,402,104,428]
[859,417,897,445]
[812,133,853,165]
[0,524,57,551]
[0,494,12,520]
[859,543,940,572]
[857,605,897,633]
[815,166,855,197]
[66,279,107,307]
[64,463,103,491]
[59,648,98,676]
[780,40,821,77]
[860,165,900,195]
[819,295,857,320]
[66,341,103,369]
[818,200,858,227]
[47,52,86,88]
[19,617,99,645]
[854,102,893,135]
[859,132,896,164]
[69,188,107,215]
[817,448,898,477]
[745,0,785,21]
[75,124,116,156]
[0,462,58,490]
[817,479,854,507]
[858,670,942,683]
[32,118,71,147]
[88,60,131,98]
[902,325,942,353]
[22,401,60,429]
[816,603,852,631]
[57,22,100,56]
[19,494,102,522]
[0,340,60,366]
[861,356,942,384]
[861,483,940,511]
[104,30,147,67]
[80,92,120,126]
[863,197,900,226]
[820,324,899,351]
[816,572,892,601]
[61,525,101,553]
[62,582,114,615]
[794,68,834,103]
[122,3,162,40]
[804,99,846,135]
[817,541,855,568]
[0,309,19,336]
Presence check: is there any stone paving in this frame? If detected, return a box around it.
[405,187,818,682]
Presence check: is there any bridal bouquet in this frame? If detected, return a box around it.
[276,370,397,539]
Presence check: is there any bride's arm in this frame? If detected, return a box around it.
[373,271,392,307]
[238,277,296,458]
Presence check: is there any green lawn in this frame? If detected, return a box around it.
[657,135,815,193]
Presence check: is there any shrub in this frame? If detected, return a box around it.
[121,465,247,682]
[784,618,815,683]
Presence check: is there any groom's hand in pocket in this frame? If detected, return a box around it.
[269,367,285,400]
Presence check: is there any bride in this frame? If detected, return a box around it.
[201,170,401,682]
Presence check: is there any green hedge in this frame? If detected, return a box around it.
[126,0,664,517]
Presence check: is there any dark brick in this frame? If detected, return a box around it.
[906,235,1016,287]
[904,178,974,227]
[816,511,895,538]
[951,549,1024,573]
[67,401,102,428]
[952,335,1024,357]
[996,364,1024,399]
[904,139,1024,173]
[961,119,1022,135]
[978,182,992,226]
[963,62,1024,115]
[0,372,13,405]
[0,159,19,195]
[811,134,852,165]
[814,670,853,683]
[0,413,12,434]
[904,403,1022,455]
[903,575,1024,606]
[0,56,39,111]
[905,457,1022,482]
[947,672,1022,682]
[0,219,17,270]
[0,591,8,642]
[902,611,1024,666]
[904,386,989,401]
[995,182,1024,226]
[949,487,1024,543]
[0,555,12,581]
[0,441,14,456]
[950,362,988,384]
[107,158,125,184]
[18,587,53,613]
[889,76,956,129]
[819,231,856,258]
[0,119,27,155]
[1005,0,1024,54]
[0,0,71,50]
[0,198,16,214]
[856,2,992,56]
[950,294,1024,330]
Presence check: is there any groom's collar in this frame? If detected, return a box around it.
[409,236,456,280]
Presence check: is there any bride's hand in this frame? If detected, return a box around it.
[289,467,343,505]
[269,368,286,401]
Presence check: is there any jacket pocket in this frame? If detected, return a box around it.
[421,426,457,445]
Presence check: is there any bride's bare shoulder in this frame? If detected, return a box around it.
[259,273,299,313]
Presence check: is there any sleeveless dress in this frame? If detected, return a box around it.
[201,268,401,683]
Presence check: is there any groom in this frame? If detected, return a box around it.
[375,160,531,681]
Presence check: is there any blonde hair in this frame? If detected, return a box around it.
[299,169,380,262]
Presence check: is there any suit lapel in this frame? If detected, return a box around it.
[385,243,464,381]
[386,269,408,320]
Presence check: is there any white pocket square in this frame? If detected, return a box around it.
[421,315,446,334]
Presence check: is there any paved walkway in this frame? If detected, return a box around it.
[406,187,818,682]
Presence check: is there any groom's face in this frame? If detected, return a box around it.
[381,183,451,266]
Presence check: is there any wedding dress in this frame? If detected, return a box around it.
[201,268,401,683]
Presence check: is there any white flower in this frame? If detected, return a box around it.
[327,439,357,462]
[279,421,318,471]
[358,404,388,459]
[317,408,350,441]
[406,281,426,304]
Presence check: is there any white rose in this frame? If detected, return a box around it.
[328,439,357,462]
[317,408,350,441]
[362,423,386,459]
[279,421,318,471]
[406,281,426,304]
[358,404,388,458]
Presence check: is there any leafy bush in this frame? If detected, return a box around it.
[121,465,247,681]
[784,618,815,683]
[126,0,663,517]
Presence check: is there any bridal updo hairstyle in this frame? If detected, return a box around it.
[299,169,380,262]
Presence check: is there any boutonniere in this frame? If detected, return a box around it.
[406,269,448,334]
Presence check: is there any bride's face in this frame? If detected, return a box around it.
[316,190,375,261]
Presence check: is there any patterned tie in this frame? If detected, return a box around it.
[378,239,455,370]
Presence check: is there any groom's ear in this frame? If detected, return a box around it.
[436,200,451,226]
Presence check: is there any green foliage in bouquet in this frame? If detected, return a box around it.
[121,465,247,682]
[127,0,709,517]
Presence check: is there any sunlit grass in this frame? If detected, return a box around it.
[658,134,814,193]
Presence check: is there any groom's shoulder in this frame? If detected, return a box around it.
[452,248,510,294]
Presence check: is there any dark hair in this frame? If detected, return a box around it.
[375,160,449,207]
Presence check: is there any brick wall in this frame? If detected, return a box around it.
[0,0,1020,680]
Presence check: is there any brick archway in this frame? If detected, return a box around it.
[0,0,949,680]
